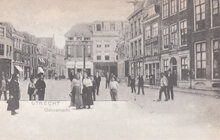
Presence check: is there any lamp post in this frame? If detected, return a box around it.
[82,40,88,74]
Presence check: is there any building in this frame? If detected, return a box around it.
[142,0,161,85]
[37,37,56,79]
[55,47,66,79]
[128,1,145,78]
[65,23,93,78]
[160,0,193,88]
[191,0,220,90]
[0,23,14,78]
[92,21,126,77]
[115,22,130,80]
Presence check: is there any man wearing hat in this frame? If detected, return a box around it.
[35,73,46,100]
[167,69,175,100]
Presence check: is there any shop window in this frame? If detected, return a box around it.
[196,42,206,78]
[181,57,188,80]
[213,40,220,79]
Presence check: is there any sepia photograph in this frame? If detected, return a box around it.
[0,0,220,139]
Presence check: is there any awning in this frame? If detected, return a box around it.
[38,67,44,74]
[38,58,45,64]
[14,65,23,72]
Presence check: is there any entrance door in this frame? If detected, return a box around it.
[170,57,177,86]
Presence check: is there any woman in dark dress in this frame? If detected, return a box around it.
[7,74,20,115]
[35,73,46,101]
[82,72,93,109]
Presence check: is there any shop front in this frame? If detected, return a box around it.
[144,56,160,85]
[0,59,11,78]
[66,61,93,77]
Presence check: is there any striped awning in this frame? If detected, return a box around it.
[14,65,23,72]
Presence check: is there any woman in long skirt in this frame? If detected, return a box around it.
[7,74,20,115]
[71,73,83,109]
[82,72,93,109]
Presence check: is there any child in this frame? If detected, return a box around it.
[109,77,119,101]
[28,77,36,101]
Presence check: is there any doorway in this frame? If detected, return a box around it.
[170,57,177,86]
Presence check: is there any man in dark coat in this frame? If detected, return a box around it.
[167,69,175,100]
[137,75,145,95]
[7,73,20,115]
[130,75,136,93]
[94,72,101,96]
[127,73,131,87]
[35,73,46,100]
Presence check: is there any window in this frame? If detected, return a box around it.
[76,46,82,57]
[105,44,110,48]
[181,57,188,80]
[135,41,138,56]
[213,0,220,15]
[97,44,101,48]
[138,39,142,55]
[195,0,205,30]
[0,44,4,55]
[96,24,102,31]
[131,42,134,56]
[180,0,187,11]
[131,63,134,75]
[105,55,110,60]
[131,23,134,38]
[152,23,158,37]
[170,24,178,46]
[213,40,220,79]
[164,59,169,71]
[163,27,169,49]
[97,55,101,60]
[145,44,151,56]
[145,25,151,39]
[170,0,177,15]
[0,27,4,37]
[138,18,141,34]
[84,37,91,41]
[163,0,169,18]
[196,42,206,78]
[116,55,118,60]
[69,37,73,40]
[110,23,115,31]
[134,21,137,36]
[180,20,188,46]
[87,46,91,57]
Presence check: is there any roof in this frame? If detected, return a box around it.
[22,32,37,44]
[0,22,16,37]
[127,1,144,20]
[144,0,159,8]
[65,23,93,37]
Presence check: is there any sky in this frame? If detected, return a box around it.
[0,0,133,48]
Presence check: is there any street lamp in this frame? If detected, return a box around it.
[82,40,88,74]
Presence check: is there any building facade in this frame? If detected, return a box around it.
[142,0,162,85]
[92,21,126,76]
[65,24,93,78]
[0,23,14,79]
[191,0,220,90]
[160,0,193,88]
[128,1,145,78]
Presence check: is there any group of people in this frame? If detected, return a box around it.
[0,72,47,115]
[69,71,119,109]
[127,69,175,102]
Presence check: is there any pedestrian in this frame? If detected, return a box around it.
[105,71,110,89]
[69,74,76,107]
[137,75,145,95]
[71,73,83,109]
[130,75,136,93]
[157,73,168,101]
[109,77,119,101]
[127,73,131,87]
[167,69,174,100]
[7,73,20,115]
[90,75,96,101]
[0,75,8,100]
[35,73,46,101]
[27,77,36,101]
[82,72,93,109]
[94,72,101,96]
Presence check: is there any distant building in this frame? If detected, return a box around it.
[0,22,14,78]
[92,21,126,76]
[55,48,66,79]
[65,23,93,78]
